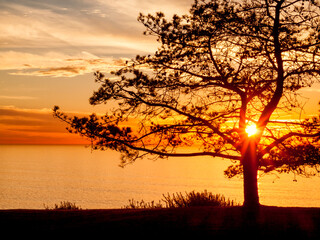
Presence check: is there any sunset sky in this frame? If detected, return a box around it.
[0,0,320,145]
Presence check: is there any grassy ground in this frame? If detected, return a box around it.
[1,206,320,238]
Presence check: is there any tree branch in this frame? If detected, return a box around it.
[261,131,320,157]
[121,141,241,161]
[257,0,285,131]
[120,87,237,147]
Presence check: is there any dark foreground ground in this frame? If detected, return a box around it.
[1,206,320,239]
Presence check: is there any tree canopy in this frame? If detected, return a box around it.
[54,0,320,206]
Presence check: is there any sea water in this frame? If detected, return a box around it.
[0,145,319,209]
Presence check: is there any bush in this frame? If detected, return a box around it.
[124,199,163,209]
[123,190,238,209]
[162,190,238,208]
[44,201,82,210]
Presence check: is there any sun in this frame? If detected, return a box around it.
[245,123,258,137]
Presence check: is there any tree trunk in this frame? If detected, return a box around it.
[242,137,260,209]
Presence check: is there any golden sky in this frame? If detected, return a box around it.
[0,0,319,144]
[0,0,193,144]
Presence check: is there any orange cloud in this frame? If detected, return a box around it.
[0,106,141,145]
[0,106,90,145]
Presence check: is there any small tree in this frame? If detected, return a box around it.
[54,0,320,209]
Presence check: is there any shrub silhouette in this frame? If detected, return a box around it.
[44,201,81,210]
[123,190,238,209]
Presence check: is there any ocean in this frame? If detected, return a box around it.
[1,145,320,209]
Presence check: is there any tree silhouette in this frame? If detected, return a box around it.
[54,0,320,208]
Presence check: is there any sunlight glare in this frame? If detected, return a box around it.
[245,123,258,137]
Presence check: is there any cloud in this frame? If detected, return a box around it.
[0,106,89,144]
[0,0,194,77]
[0,105,141,144]
[0,0,156,50]
[102,0,193,16]
[0,106,62,138]
[0,0,193,50]
[36,66,87,77]
[0,50,128,77]
[0,106,54,124]
[0,95,37,100]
